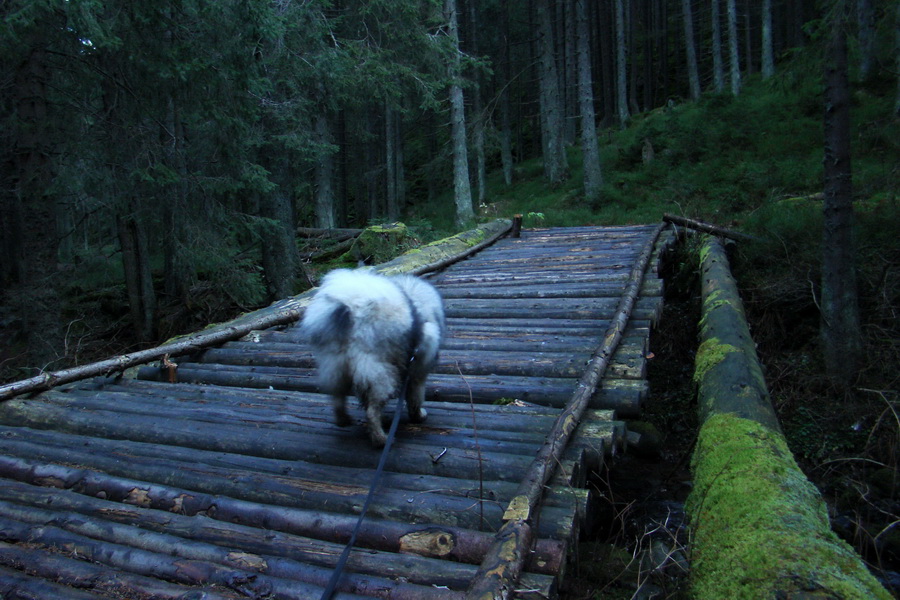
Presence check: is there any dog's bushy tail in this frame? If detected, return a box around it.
[304,299,352,350]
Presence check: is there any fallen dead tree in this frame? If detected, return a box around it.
[686,235,890,600]
[663,212,758,242]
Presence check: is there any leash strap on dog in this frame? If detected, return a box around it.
[319,380,408,600]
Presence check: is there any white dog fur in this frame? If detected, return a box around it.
[301,268,445,447]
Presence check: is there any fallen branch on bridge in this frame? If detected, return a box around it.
[465,222,669,600]
[663,212,758,242]
[0,309,301,402]
[0,219,513,403]
[687,235,890,600]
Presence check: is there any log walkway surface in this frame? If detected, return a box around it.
[0,224,674,600]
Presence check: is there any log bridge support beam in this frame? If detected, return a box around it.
[686,235,890,599]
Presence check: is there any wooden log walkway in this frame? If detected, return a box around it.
[0,223,673,599]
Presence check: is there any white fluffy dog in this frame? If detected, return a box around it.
[301,268,445,447]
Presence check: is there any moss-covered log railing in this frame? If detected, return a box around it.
[687,235,890,599]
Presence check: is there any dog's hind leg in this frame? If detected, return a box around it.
[364,397,388,447]
[405,376,428,423]
[332,395,353,427]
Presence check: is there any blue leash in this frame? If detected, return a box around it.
[319,392,406,600]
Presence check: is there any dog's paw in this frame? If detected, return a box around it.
[334,408,353,427]
[368,428,387,448]
[408,407,428,423]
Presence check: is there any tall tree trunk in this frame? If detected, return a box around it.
[260,183,297,301]
[315,112,336,229]
[536,0,569,183]
[445,0,474,226]
[895,3,900,117]
[117,213,157,343]
[627,0,640,115]
[162,98,192,303]
[365,108,380,222]
[856,0,875,81]
[467,0,487,206]
[499,87,514,187]
[335,110,347,227]
[384,104,398,221]
[499,0,514,186]
[615,0,630,126]
[10,38,64,370]
[711,0,725,93]
[561,0,578,146]
[575,0,602,202]
[761,0,775,79]
[682,0,701,100]
[821,0,861,384]
[743,0,753,75]
[726,0,742,95]
[599,0,616,125]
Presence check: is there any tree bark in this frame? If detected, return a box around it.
[445,0,474,226]
[385,104,399,220]
[162,97,192,303]
[761,0,775,79]
[315,112,337,229]
[615,0,630,126]
[260,183,297,301]
[682,0,701,100]
[896,2,900,117]
[856,0,875,81]
[726,0,742,95]
[117,214,157,342]
[467,1,487,206]
[9,35,65,371]
[821,0,861,383]
[575,0,603,202]
[535,0,569,183]
[711,0,725,93]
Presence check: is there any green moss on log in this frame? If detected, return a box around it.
[687,414,891,600]
[692,337,741,385]
[342,222,412,265]
[375,218,511,276]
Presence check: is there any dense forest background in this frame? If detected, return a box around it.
[1,0,898,380]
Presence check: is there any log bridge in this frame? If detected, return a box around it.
[0,222,675,599]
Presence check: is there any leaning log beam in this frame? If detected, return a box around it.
[0,308,301,402]
[466,223,668,599]
[686,235,890,600]
[662,213,757,242]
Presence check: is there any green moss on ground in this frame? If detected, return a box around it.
[687,413,891,600]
